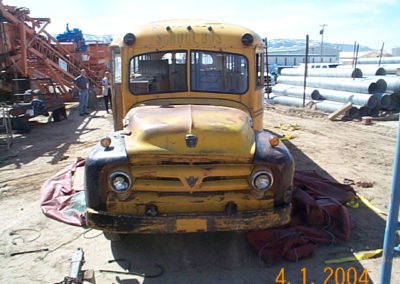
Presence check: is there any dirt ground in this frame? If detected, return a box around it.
[0,100,399,284]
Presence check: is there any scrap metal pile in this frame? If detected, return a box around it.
[267,57,400,118]
[0,2,110,101]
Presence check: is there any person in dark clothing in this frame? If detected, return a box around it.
[74,69,90,116]
[101,71,112,113]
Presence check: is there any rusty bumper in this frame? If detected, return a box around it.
[86,204,291,234]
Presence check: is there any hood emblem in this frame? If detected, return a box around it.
[185,134,198,148]
[185,176,199,188]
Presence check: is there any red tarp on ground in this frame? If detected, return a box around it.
[247,170,356,263]
[40,157,86,227]
[40,160,357,262]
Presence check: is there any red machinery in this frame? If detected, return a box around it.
[0,2,110,101]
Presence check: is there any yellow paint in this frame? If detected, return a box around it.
[96,20,290,233]
[124,105,255,159]
[357,194,387,215]
[213,210,285,230]
[132,178,249,192]
[110,19,266,131]
[324,249,383,264]
[176,219,207,232]
[107,191,274,215]
[129,154,252,165]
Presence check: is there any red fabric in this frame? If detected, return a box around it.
[248,170,356,263]
[294,170,356,202]
[40,157,86,226]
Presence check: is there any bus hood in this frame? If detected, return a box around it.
[124,105,255,160]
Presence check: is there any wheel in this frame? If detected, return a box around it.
[52,108,61,122]
[52,107,67,122]
[103,231,124,241]
[60,106,67,119]
[11,116,30,133]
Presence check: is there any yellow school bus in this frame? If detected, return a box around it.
[84,20,294,240]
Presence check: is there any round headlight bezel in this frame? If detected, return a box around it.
[109,171,132,193]
[251,170,273,191]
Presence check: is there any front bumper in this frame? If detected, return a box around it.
[86,204,291,234]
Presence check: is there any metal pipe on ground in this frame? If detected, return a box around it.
[314,100,357,114]
[387,95,400,111]
[374,93,393,109]
[348,107,360,118]
[316,88,379,108]
[369,76,400,93]
[357,66,386,76]
[280,67,363,78]
[369,105,380,117]
[266,94,312,107]
[337,65,386,76]
[277,76,386,94]
[357,56,400,65]
[357,106,370,117]
[266,95,359,115]
[358,63,400,77]
[375,79,389,93]
[381,64,400,75]
[272,84,322,100]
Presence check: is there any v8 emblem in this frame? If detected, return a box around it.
[185,176,199,188]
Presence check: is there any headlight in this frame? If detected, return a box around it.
[241,33,254,46]
[100,136,111,148]
[251,170,273,191]
[109,171,132,192]
[123,33,136,45]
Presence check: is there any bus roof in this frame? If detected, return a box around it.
[110,19,264,50]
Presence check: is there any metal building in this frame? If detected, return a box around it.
[267,44,340,71]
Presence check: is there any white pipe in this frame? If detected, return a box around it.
[265,94,311,107]
[369,76,400,93]
[337,65,386,76]
[280,67,362,78]
[266,95,359,115]
[357,57,400,65]
[277,76,386,94]
[271,84,321,99]
[374,93,393,109]
[316,88,379,108]
[381,64,400,75]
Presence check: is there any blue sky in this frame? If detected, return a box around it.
[4,0,400,52]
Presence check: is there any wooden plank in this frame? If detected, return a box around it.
[328,102,353,121]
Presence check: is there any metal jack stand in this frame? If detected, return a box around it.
[56,248,96,284]
[380,116,400,284]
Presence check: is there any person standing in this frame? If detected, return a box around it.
[101,71,112,113]
[74,69,90,116]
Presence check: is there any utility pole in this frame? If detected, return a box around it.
[378,42,385,66]
[320,24,327,63]
[303,35,309,108]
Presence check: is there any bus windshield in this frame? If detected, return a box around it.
[129,50,187,94]
[129,50,249,95]
[191,50,248,94]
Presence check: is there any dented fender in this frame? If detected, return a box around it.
[85,132,129,210]
[253,131,295,204]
